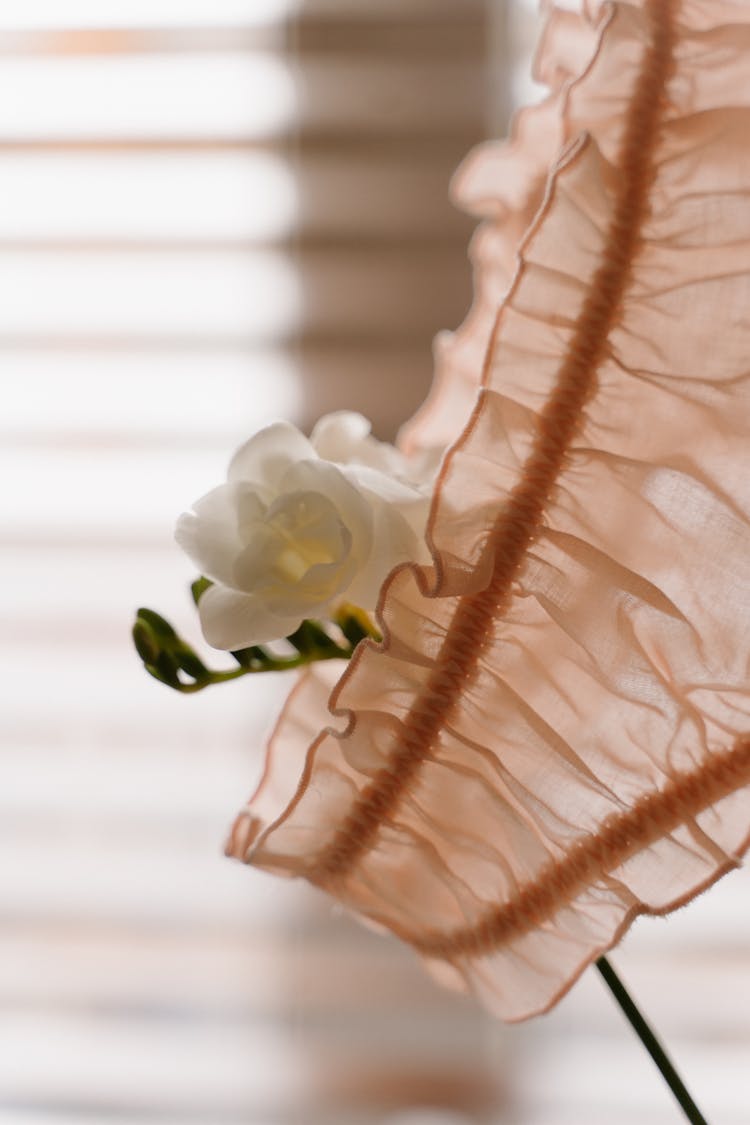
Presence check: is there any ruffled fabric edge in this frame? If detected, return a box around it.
[227,0,750,1021]
[398,2,603,459]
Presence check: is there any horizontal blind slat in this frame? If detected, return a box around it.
[1,345,430,443]
[2,349,299,437]
[0,0,487,32]
[0,54,296,141]
[1,249,469,340]
[0,151,472,242]
[0,55,486,143]
[0,1,297,30]
[0,152,296,241]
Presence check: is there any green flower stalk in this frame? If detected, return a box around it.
[132,588,380,695]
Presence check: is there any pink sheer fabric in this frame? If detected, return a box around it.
[227,0,750,1020]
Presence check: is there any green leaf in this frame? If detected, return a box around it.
[136,606,179,641]
[334,604,381,647]
[190,576,213,606]
[133,607,209,692]
[287,620,342,656]
[132,619,160,665]
[150,651,182,689]
[176,647,208,681]
[230,645,268,669]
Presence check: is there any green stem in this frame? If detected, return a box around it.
[596,956,709,1125]
[133,602,382,693]
[173,665,263,693]
[172,647,347,692]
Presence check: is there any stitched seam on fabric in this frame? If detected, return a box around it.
[312,0,678,883]
[411,737,750,958]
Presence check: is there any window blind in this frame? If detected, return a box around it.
[2,4,503,1124]
[3,2,748,1123]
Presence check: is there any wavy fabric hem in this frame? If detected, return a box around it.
[228,0,750,1021]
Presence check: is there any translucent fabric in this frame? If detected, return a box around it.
[227,0,750,1020]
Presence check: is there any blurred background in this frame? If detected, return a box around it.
[1,1,748,1122]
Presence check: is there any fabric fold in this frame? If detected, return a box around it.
[228,0,750,1021]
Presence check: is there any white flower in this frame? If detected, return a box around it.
[175,412,436,650]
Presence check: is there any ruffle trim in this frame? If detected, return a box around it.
[228,0,750,1021]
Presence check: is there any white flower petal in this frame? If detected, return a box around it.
[228,421,317,489]
[198,583,302,649]
[264,559,355,615]
[311,410,408,476]
[232,490,352,600]
[345,500,429,609]
[280,459,373,565]
[175,482,256,585]
[309,411,371,462]
[343,462,430,505]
